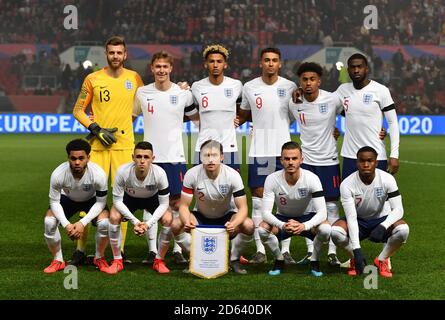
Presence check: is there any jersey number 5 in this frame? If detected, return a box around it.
[99,89,110,102]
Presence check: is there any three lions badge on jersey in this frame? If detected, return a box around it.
[190,226,228,279]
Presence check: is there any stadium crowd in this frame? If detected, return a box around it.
[0,0,443,114]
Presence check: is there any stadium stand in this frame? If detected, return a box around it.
[0,0,443,114]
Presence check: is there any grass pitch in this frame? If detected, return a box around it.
[0,134,444,300]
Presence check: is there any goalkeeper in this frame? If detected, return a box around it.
[72,36,143,265]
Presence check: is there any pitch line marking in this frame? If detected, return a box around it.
[400,160,445,167]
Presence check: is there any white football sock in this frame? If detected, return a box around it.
[95,218,109,259]
[305,237,314,253]
[230,233,252,261]
[157,226,173,260]
[311,224,331,261]
[143,210,158,253]
[171,210,182,253]
[108,223,122,259]
[378,224,409,260]
[326,201,339,255]
[44,216,63,261]
[331,225,353,257]
[174,232,191,253]
[258,227,283,260]
[252,196,265,254]
[280,237,291,254]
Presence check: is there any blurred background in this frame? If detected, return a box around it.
[0,0,443,117]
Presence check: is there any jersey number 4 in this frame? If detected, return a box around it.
[147,103,154,114]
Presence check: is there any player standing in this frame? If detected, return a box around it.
[289,62,343,266]
[72,36,143,264]
[191,44,242,169]
[133,51,199,265]
[237,47,297,264]
[336,53,400,179]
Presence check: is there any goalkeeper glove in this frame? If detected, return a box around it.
[368,224,387,243]
[87,123,117,146]
[353,248,367,275]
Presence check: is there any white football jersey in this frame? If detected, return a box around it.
[289,89,343,165]
[335,80,397,160]
[241,76,296,157]
[49,161,108,203]
[340,168,400,220]
[113,162,170,201]
[263,169,324,217]
[181,164,245,219]
[133,83,196,163]
[191,76,242,152]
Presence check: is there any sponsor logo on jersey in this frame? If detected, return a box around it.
[319,103,328,114]
[224,88,233,98]
[363,93,373,104]
[298,188,308,198]
[170,95,178,105]
[202,236,217,254]
[374,187,384,198]
[145,184,157,191]
[254,93,261,96]
[125,80,133,90]
[82,184,92,192]
[219,184,229,196]
[277,88,286,98]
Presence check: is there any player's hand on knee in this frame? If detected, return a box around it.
[353,248,366,275]
[368,224,387,243]
[87,122,117,146]
[224,221,236,234]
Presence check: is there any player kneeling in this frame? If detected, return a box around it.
[171,140,254,274]
[108,142,172,274]
[43,139,110,274]
[332,146,409,278]
[259,141,331,277]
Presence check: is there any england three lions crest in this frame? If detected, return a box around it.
[170,95,178,105]
[363,93,373,105]
[374,187,384,198]
[277,88,286,98]
[298,187,309,198]
[202,236,217,254]
[224,88,233,98]
[219,184,229,196]
[124,79,133,90]
[319,104,328,114]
